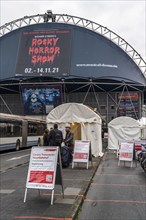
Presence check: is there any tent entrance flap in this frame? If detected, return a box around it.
[71,123,81,140]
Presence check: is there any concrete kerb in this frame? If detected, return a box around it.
[66,157,102,220]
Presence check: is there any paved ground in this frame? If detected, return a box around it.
[0,149,101,220]
[78,150,146,220]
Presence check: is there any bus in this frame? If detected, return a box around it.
[0,113,46,152]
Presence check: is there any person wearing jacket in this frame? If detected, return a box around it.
[64,125,74,152]
[43,128,50,146]
[47,124,63,148]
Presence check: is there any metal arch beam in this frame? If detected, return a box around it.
[0,80,145,87]
[0,95,13,114]
[0,12,146,77]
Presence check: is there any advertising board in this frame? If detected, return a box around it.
[72,140,92,169]
[24,146,64,204]
[117,92,139,119]
[118,141,134,167]
[21,85,62,115]
[15,29,72,77]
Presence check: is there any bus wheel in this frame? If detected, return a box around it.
[16,140,20,151]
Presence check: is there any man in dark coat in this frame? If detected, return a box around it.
[48,124,63,148]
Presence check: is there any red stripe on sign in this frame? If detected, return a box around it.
[85,199,146,204]
[15,216,72,220]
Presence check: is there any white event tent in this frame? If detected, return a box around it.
[108,116,141,150]
[46,103,103,157]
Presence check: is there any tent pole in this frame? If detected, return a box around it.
[106,93,109,123]
[91,84,101,113]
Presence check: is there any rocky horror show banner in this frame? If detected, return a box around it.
[15,29,72,76]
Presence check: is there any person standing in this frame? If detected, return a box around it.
[64,125,74,152]
[48,124,63,148]
[43,128,49,146]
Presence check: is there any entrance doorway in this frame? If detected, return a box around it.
[70,123,81,140]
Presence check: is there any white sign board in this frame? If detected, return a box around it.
[72,140,92,169]
[24,146,64,204]
[26,147,58,189]
[118,141,134,167]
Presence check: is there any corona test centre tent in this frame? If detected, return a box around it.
[108,116,141,150]
[46,103,102,157]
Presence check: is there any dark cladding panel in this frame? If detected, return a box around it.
[70,27,145,84]
[15,29,72,77]
[0,31,20,79]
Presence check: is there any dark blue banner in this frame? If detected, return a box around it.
[21,85,62,115]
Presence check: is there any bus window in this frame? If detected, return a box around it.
[0,113,46,151]
[28,122,46,136]
[37,123,46,135]
[0,121,22,137]
[0,123,7,137]
[13,123,22,136]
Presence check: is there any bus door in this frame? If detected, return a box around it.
[22,120,28,148]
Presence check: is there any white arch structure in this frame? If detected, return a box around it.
[0,12,146,77]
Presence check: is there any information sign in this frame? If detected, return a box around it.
[117,92,139,119]
[118,141,134,167]
[72,140,92,169]
[24,146,64,205]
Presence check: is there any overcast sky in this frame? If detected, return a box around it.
[1,0,146,60]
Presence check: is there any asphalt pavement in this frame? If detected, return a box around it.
[0,149,31,172]
[78,150,146,220]
[1,144,145,220]
[0,149,101,220]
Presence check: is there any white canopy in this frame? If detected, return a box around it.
[46,103,103,157]
[108,116,141,150]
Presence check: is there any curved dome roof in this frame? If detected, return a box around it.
[46,102,102,123]
[0,14,146,86]
[108,116,140,127]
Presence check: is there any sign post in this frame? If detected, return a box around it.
[72,140,92,169]
[24,146,64,205]
[118,141,134,167]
